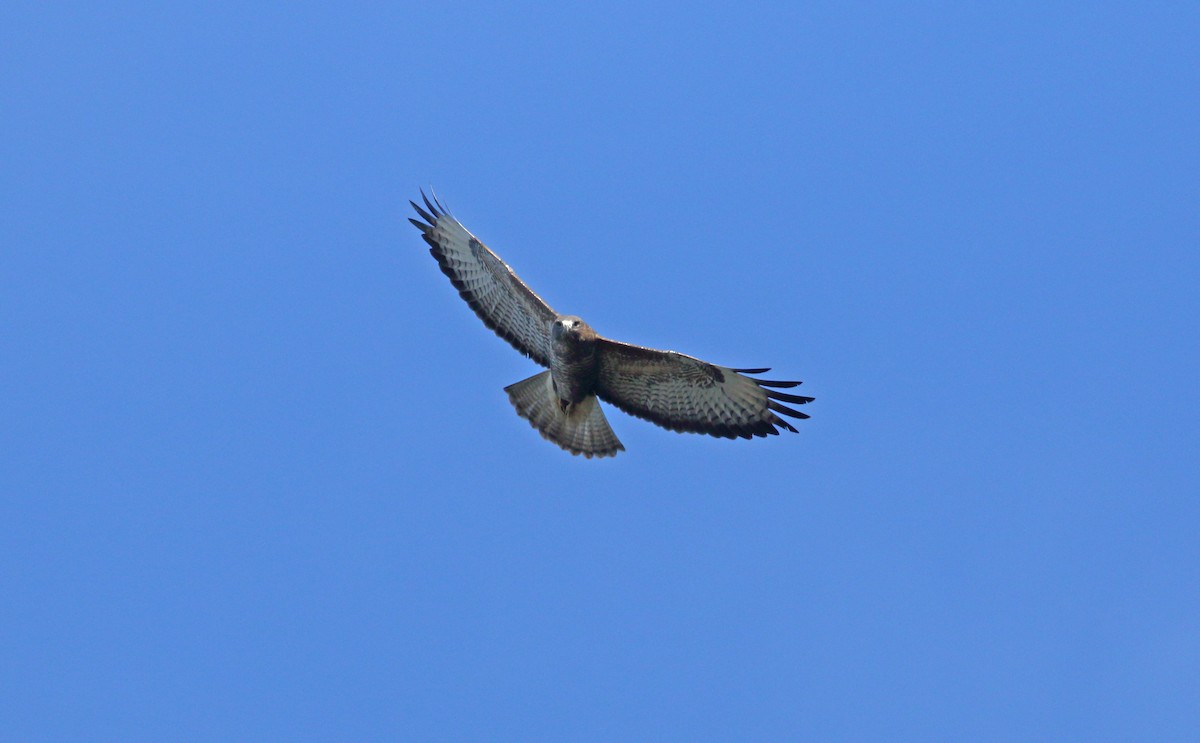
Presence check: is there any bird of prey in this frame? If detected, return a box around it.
[408,191,813,458]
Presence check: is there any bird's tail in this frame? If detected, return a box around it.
[504,371,624,458]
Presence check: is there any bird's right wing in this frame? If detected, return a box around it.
[409,192,557,367]
[594,338,813,439]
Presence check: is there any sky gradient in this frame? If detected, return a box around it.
[3,3,1198,740]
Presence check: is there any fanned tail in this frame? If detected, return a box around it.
[504,371,624,458]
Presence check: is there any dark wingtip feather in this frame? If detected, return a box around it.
[756,379,803,389]
[430,188,450,215]
[410,200,436,225]
[733,367,771,374]
[768,400,811,420]
[767,389,815,405]
[421,189,442,219]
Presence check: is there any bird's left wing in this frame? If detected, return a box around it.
[409,192,557,367]
[594,338,813,439]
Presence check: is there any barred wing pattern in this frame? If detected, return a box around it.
[409,192,557,367]
[594,339,813,439]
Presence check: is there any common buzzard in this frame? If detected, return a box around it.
[408,191,813,458]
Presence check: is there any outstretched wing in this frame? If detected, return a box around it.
[594,339,813,439]
[409,191,557,367]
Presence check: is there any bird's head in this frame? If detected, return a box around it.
[553,315,595,342]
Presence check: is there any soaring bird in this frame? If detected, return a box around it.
[408,191,813,458]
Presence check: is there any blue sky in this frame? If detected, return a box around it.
[3,2,1198,740]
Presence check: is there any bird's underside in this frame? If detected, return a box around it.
[408,190,813,458]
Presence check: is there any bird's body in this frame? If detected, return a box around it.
[408,191,812,458]
[549,316,599,411]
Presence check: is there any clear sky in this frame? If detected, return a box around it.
[3,2,1198,740]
